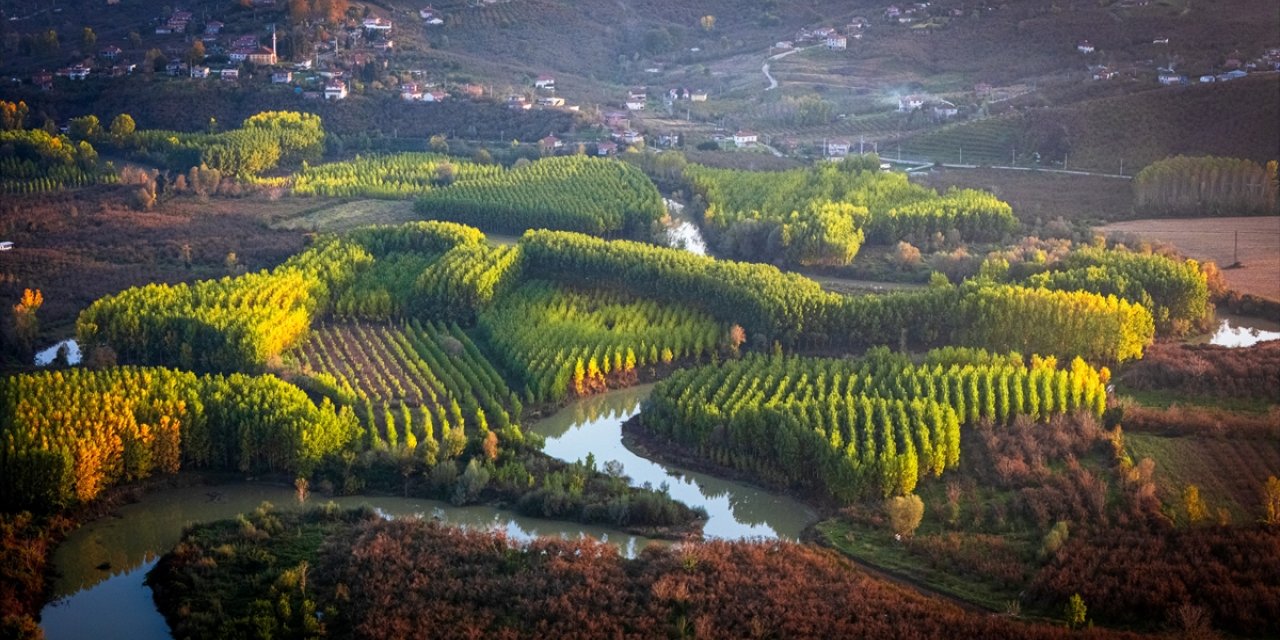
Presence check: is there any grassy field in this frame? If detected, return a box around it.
[1097,216,1280,301]
[816,518,1028,613]
[270,199,419,232]
[1126,433,1280,523]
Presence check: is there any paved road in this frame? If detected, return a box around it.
[762,46,816,91]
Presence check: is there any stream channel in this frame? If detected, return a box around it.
[40,385,815,640]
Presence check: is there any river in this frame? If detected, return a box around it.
[40,386,813,639]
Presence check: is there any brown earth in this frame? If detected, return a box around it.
[1097,216,1280,301]
[0,188,311,344]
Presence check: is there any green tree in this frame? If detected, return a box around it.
[1183,484,1209,525]
[69,115,100,141]
[12,288,43,355]
[109,114,136,144]
[1262,476,1280,526]
[1066,593,1087,629]
[81,27,96,52]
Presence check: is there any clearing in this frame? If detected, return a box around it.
[1096,216,1280,301]
[270,199,419,232]
[1126,433,1280,523]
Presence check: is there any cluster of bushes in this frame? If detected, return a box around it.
[151,506,1135,640]
[685,157,1017,265]
[1029,525,1280,636]
[1119,341,1280,399]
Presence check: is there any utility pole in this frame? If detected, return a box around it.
[959,145,962,165]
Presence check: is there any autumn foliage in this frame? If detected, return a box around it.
[154,507,1138,640]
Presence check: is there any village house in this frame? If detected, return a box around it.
[423,90,447,102]
[897,95,926,111]
[220,68,239,80]
[536,96,565,107]
[625,98,645,111]
[1157,70,1186,85]
[507,95,531,110]
[826,139,851,157]
[604,112,630,128]
[401,83,423,100]
[613,129,643,144]
[457,83,484,99]
[324,82,348,100]
[656,133,680,147]
[362,18,393,33]
[1077,40,1095,54]
[774,41,794,50]
[189,65,210,78]
[1199,74,1216,83]
[33,70,53,90]
[596,141,618,156]
[973,82,993,97]
[247,46,277,65]
[539,135,564,152]
[64,65,91,80]
[99,45,122,60]
[165,61,188,76]
[930,100,959,120]
[732,130,758,147]
[690,90,708,102]
[826,34,847,50]
[205,21,224,35]
[1091,66,1118,80]
[535,74,555,89]
[272,70,293,84]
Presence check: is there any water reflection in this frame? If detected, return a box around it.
[1204,318,1280,348]
[43,485,653,640]
[663,198,708,256]
[531,385,817,540]
[34,339,81,366]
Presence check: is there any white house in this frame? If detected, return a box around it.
[536,96,565,107]
[189,65,211,78]
[423,90,447,102]
[362,18,393,33]
[625,99,645,111]
[690,90,708,102]
[596,141,618,156]
[930,100,959,120]
[272,71,293,84]
[732,131,758,147]
[1157,71,1186,85]
[897,95,925,111]
[826,35,847,50]
[324,82,348,100]
[400,83,423,100]
[826,140,851,157]
[1077,40,1095,54]
[66,65,90,80]
[534,74,555,89]
[220,68,239,80]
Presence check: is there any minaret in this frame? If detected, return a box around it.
[271,25,277,64]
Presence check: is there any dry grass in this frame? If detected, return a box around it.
[1097,216,1280,301]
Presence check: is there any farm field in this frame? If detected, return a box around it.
[1126,433,1280,523]
[1097,216,1280,302]
[287,321,521,447]
[914,168,1135,224]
